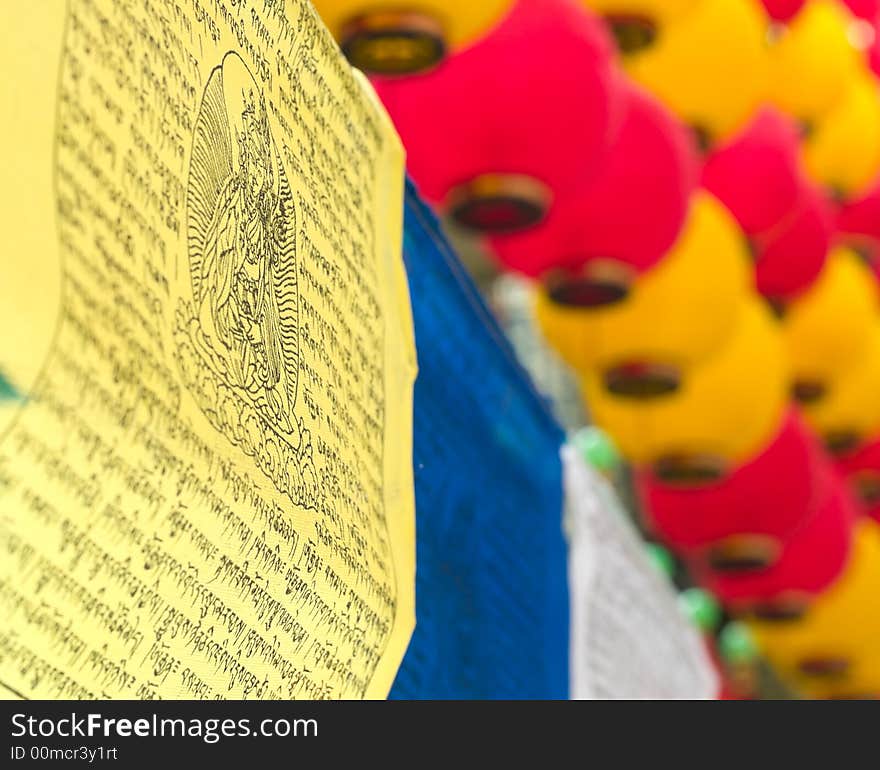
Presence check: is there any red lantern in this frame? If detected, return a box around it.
[753,182,834,301]
[702,108,803,243]
[838,186,880,285]
[693,469,857,614]
[838,176,880,256]
[700,108,831,301]
[870,29,880,78]
[638,410,827,564]
[841,0,880,21]
[373,0,622,234]
[487,80,698,280]
[760,0,807,23]
[836,436,880,522]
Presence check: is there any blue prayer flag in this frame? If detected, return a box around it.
[390,181,569,700]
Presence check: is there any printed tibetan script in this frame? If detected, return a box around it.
[0,0,416,700]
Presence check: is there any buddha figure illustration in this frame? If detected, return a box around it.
[186,52,299,435]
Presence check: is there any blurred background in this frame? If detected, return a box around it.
[312,0,880,699]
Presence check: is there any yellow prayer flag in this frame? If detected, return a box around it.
[0,0,416,700]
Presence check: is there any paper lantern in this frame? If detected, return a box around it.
[582,298,789,473]
[311,0,515,74]
[694,469,855,613]
[373,0,621,233]
[583,0,701,22]
[760,0,806,22]
[802,71,880,201]
[621,0,769,145]
[638,410,826,568]
[701,107,804,239]
[800,327,880,457]
[838,175,880,247]
[841,0,880,21]
[836,437,880,522]
[784,247,878,405]
[753,182,833,301]
[870,28,880,78]
[581,0,701,54]
[700,107,832,301]
[749,519,880,699]
[836,182,880,284]
[767,0,863,124]
[534,191,751,379]
[487,81,698,280]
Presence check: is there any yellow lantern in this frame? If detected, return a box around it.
[801,327,880,457]
[749,519,880,700]
[621,0,769,145]
[581,298,789,476]
[581,0,702,54]
[311,0,515,74]
[767,0,863,125]
[784,247,879,408]
[534,192,751,383]
[802,72,880,201]
[583,0,701,19]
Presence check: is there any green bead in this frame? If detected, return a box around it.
[645,543,676,581]
[719,622,759,664]
[0,370,19,401]
[679,588,722,633]
[572,427,620,473]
